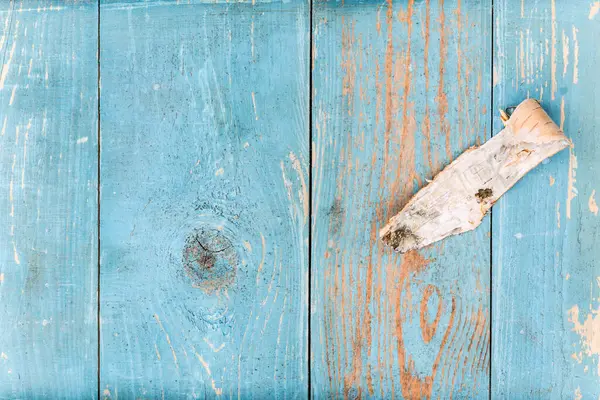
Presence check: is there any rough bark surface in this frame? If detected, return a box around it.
[381,99,570,253]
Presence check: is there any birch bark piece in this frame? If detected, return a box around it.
[380,98,571,253]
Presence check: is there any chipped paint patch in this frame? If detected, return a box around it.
[590,2,600,19]
[562,29,569,78]
[153,314,179,369]
[204,337,225,353]
[76,137,88,144]
[289,151,308,223]
[9,85,17,105]
[549,175,555,186]
[589,190,599,216]
[493,65,499,86]
[568,304,600,376]
[154,343,161,360]
[567,146,578,219]
[0,41,17,90]
[12,242,20,265]
[572,26,579,84]
[192,346,222,396]
[215,168,224,176]
[251,92,258,120]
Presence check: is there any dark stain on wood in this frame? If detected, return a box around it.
[182,228,238,294]
[24,249,44,294]
[327,199,344,236]
[381,226,420,250]
[475,188,493,203]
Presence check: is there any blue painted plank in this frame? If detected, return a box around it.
[0,1,98,398]
[99,1,308,397]
[311,0,491,398]
[492,0,600,397]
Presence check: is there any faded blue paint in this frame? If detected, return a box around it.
[492,1,600,398]
[0,0,598,398]
[311,0,491,398]
[0,1,98,398]
[99,0,308,398]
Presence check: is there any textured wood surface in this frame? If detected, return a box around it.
[0,1,98,398]
[99,0,308,398]
[311,0,491,397]
[1,0,599,398]
[379,99,570,254]
[492,1,600,397]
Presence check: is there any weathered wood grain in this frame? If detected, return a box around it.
[99,0,308,397]
[0,1,98,397]
[492,0,600,397]
[311,0,491,397]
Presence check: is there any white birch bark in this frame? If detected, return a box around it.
[380,99,571,253]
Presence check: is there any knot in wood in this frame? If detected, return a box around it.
[182,228,238,294]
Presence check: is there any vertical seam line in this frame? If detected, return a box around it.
[97,1,101,398]
[489,0,494,398]
[308,0,313,398]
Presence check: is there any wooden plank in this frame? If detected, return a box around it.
[99,1,308,397]
[492,0,600,397]
[0,1,98,397]
[311,0,491,397]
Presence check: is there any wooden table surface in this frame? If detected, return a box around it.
[0,0,598,398]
